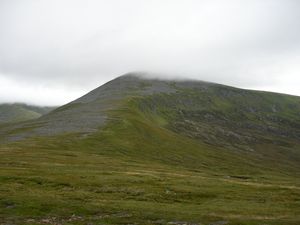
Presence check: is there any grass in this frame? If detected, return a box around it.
[0,94,300,225]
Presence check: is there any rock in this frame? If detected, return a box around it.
[209,221,228,225]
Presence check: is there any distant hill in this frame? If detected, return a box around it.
[0,73,299,225]
[0,103,56,124]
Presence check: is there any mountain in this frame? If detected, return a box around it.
[0,73,299,225]
[0,103,56,124]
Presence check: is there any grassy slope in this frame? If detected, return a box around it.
[136,86,300,170]
[1,95,300,225]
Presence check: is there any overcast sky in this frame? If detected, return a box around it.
[1,0,300,106]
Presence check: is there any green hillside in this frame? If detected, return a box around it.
[0,103,56,124]
[0,74,299,225]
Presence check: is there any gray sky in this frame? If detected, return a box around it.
[1,0,300,106]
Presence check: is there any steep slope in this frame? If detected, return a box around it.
[0,73,300,225]
[0,103,56,124]
[137,83,300,148]
[0,74,176,141]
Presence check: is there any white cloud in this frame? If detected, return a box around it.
[0,75,86,106]
[0,0,300,105]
